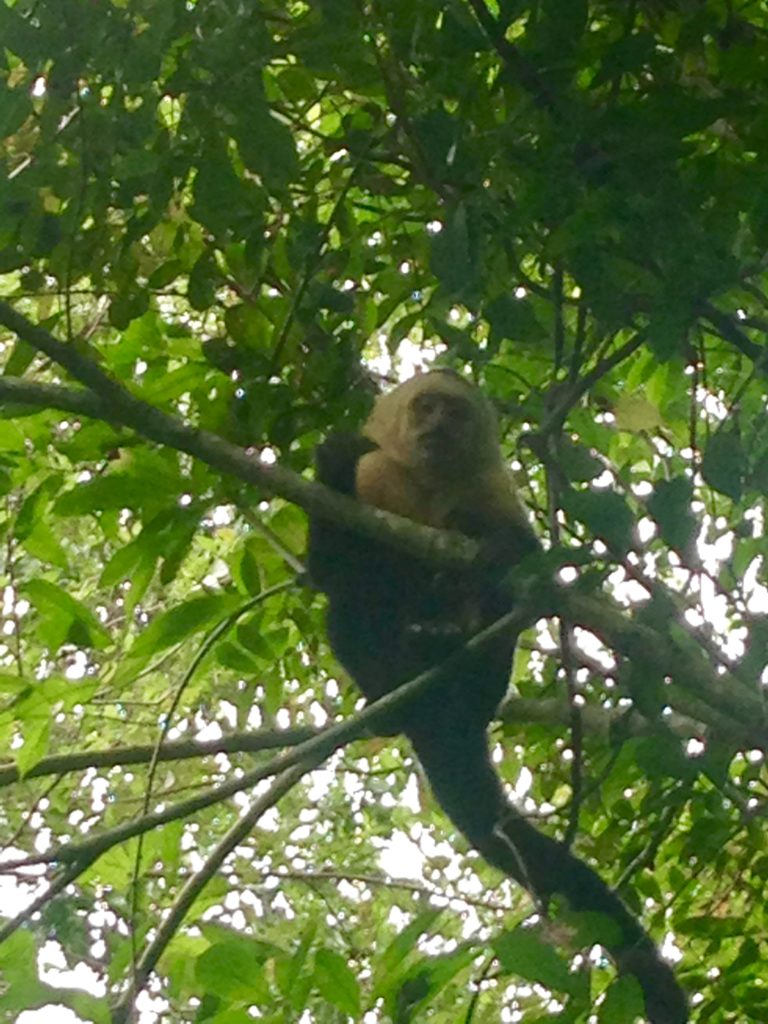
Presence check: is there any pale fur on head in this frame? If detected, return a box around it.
[363,370,502,478]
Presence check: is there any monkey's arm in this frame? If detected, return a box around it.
[306,432,379,593]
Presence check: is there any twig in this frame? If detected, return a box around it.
[0,601,538,878]
[615,801,680,892]
[464,955,496,1024]
[265,868,506,913]
[270,154,366,372]
[0,855,97,944]
[0,725,321,788]
[0,774,64,855]
[129,581,294,969]
[112,762,311,1022]
[464,0,561,118]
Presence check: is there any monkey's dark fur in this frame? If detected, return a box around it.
[308,371,687,1023]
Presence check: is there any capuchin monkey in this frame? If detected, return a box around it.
[307,370,687,1024]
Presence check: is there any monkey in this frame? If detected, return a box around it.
[307,370,687,1024]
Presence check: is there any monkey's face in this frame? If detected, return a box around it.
[364,370,502,481]
[406,389,482,477]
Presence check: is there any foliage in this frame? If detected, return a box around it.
[0,1,767,1021]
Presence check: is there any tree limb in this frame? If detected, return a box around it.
[0,305,763,750]
[0,602,535,874]
[0,725,321,788]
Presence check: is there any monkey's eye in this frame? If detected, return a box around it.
[411,393,440,417]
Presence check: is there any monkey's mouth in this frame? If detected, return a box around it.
[419,429,456,452]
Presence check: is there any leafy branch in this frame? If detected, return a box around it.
[0,303,763,742]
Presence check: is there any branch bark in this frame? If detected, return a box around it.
[0,726,320,788]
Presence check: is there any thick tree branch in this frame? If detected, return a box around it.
[0,726,321,788]
[563,593,766,734]
[0,372,477,569]
[0,690,748,798]
[702,303,767,363]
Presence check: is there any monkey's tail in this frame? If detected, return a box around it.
[407,726,688,1024]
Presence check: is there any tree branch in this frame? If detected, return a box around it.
[0,725,321,788]
[0,602,535,877]
[111,762,310,1023]
[702,303,766,363]
[0,305,763,752]
[0,368,477,570]
[464,0,561,118]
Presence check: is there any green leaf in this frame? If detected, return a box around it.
[559,438,604,483]
[485,293,546,347]
[15,474,62,540]
[636,733,697,780]
[225,303,272,350]
[14,712,50,778]
[237,110,300,190]
[195,940,272,1002]
[598,974,645,1023]
[430,204,474,296]
[275,922,316,1012]
[216,640,260,673]
[373,909,442,997]
[493,927,578,994]
[19,521,69,570]
[3,338,36,376]
[702,431,745,501]
[23,579,110,650]
[614,394,663,433]
[128,594,239,660]
[647,476,697,554]
[54,473,161,516]
[188,252,218,311]
[314,948,361,1016]
[563,487,635,553]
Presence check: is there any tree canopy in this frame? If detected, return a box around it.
[0,1,767,1021]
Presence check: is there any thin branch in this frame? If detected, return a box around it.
[112,762,310,1023]
[553,264,565,372]
[615,801,681,892]
[540,330,647,436]
[0,774,65,855]
[265,868,506,913]
[129,581,294,960]
[270,153,366,372]
[464,955,496,1024]
[0,725,321,788]
[464,0,561,118]
[702,302,766,363]
[0,856,97,944]
[0,601,537,879]
[238,505,305,575]
[0,690,719,795]
[499,694,702,743]
[542,381,583,849]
